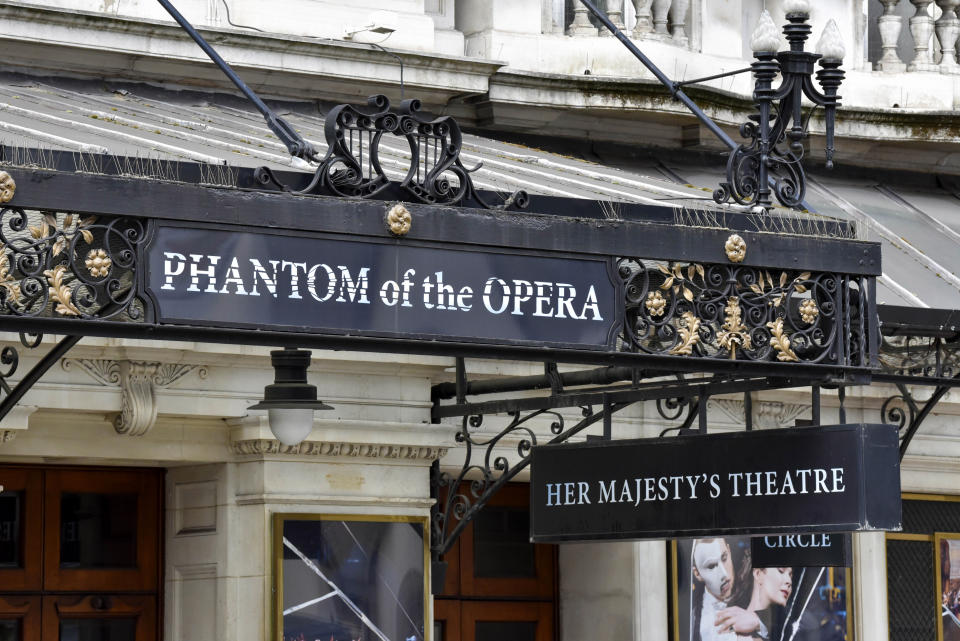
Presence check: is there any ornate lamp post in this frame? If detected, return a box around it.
[714,0,845,210]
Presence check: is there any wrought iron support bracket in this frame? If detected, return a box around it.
[880,373,960,461]
[430,401,630,569]
[0,333,81,425]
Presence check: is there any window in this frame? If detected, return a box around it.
[886,493,960,641]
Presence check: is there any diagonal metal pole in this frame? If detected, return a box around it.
[156,0,317,160]
[577,0,737,151]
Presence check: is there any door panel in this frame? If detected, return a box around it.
[42,595,155,641]
[43,470,159,592]
[433,600,461,641]
[0,595,40,641]
[0,469,43,591]
[459,484,554,599]
[461,602,553,641]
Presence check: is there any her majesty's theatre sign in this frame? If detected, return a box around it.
[530,423,901,542]
[146,223,620,348]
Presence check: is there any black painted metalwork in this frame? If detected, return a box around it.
[879,374,960,462]
[618,257,874,368]
[157,0,524,211]
[874,323,960,459]
[0,207,145,322]
[432,375,813,421]
[0,207,146,321]
[254,95,527,210]
[430,402,627,559]
[0,334,81,423]
[713,10,843,209]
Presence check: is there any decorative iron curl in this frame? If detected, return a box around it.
[880,393,915,431]
[255,95,527,211]
[656,396,688,421]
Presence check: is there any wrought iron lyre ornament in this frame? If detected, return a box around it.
[714,1,845,210]
[255,95,528,211]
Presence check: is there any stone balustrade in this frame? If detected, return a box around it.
[543,0,692,48]
[875,0,960,74]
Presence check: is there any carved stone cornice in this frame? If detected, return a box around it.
[706,398,810,430]
[62,358,207,436]
[230,439,448,461]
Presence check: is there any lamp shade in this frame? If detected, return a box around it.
[816,19,846,61]
[751,11,781,54]
[248,348,333,446]
[782,0,811,17]
[267,407,316,446]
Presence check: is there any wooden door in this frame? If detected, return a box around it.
[0,465,162,641]
[435,482,557,641]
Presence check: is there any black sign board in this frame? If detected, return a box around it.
[750,533,852,568]
[529,423,901,542]
[145,224,620,349]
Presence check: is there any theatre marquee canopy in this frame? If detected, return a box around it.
[0,160,880,379]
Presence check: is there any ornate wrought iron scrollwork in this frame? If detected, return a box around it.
[0,208,146,320]
[714,114,805,209]
[619,257,871,367]
[255,95,528,211]
[431,404,619,557]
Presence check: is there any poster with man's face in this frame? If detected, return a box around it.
[674,537,851,641]
[937,534,960,641]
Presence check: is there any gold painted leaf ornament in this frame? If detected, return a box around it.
[717,297,753,359]
[43,264,81,316]
[767,317,799,362]
[669,312,701,355]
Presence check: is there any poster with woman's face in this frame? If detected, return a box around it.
[674,537,851,641]
[936,534,960,641]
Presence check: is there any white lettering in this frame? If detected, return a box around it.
[380,280,400,306]
[162,252,186,290]
[281,261,307,299]
[307,264,336,302]
[187,254,220,293]
[336,266,370,304]
[218,257,248,295]
[249,259,280,297]
[532,281,554,317]
[832,467,846,493]
[546,483,561,507]
[580,286,603,321]
[511,280,533,315]
[482,278,510,314]
[598,479,617,504]
[555,283,580,319]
